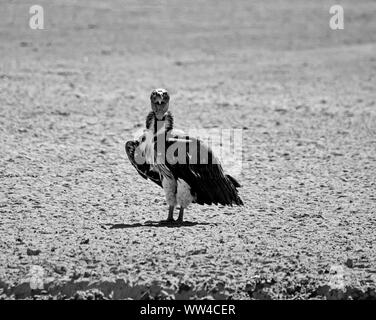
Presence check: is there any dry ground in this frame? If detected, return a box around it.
[0,0,375,299]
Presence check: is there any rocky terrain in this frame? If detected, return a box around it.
[0,0,375,299]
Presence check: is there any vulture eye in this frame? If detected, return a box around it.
[141,136,146,142]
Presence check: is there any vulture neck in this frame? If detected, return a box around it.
[145,111,174,134]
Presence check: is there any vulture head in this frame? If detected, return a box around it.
[150,88,170,120]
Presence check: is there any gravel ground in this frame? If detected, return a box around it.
[0,0,375,299]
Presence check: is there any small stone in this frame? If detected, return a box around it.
[20,41,31,47]
[80,238,89,245]
[54,265,67,275]
[345,258,354,268]
[178,283,191,293]
[27,248,41,256]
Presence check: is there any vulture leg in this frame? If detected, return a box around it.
[159,206,175,225]
[177,207,184,223]
[167,205,174,221]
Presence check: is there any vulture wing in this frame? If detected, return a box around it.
[125,140,162,188]
[161,132,243,206]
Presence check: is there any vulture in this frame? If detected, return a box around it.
[125,88,243,224]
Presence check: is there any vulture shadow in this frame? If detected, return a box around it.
[107,220,216,229]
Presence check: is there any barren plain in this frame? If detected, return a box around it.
[0,0,375,299]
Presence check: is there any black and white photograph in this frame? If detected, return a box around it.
[0,0,375,309]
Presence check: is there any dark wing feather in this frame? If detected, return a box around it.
[164,134,243,206]
[125,140,162,188]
